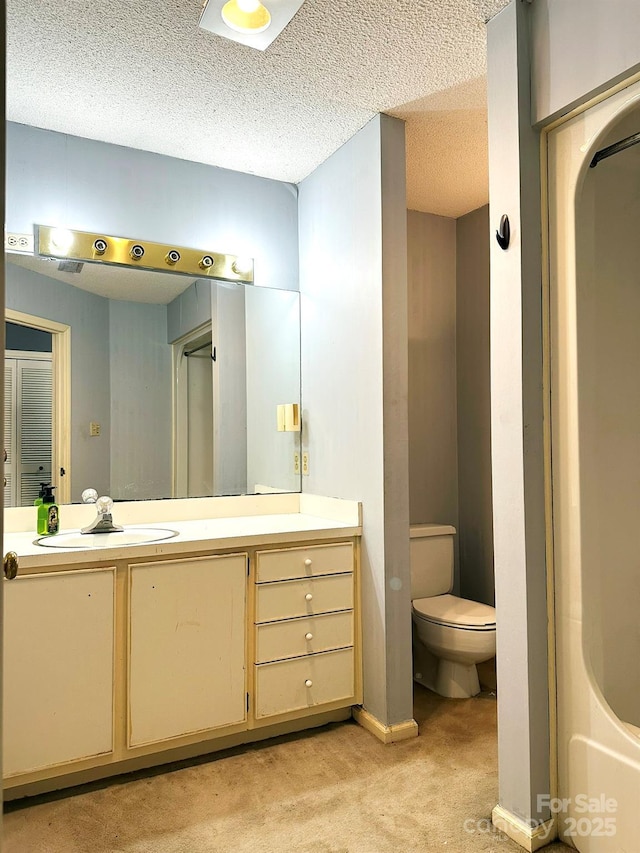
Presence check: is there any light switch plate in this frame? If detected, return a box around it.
[302,452,309,476]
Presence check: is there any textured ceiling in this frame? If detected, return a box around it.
[7,0,510,218]
[8,255,196,305]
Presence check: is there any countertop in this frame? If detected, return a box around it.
[5,512,362,571]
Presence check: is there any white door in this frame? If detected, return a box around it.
[4,353,52,506]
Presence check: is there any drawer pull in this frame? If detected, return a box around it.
[305,632,313,641]
[305,593,313,601]
[305,679,313,688]
[304,558,312,566]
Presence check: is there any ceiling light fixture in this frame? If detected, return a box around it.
[199,0,305,51]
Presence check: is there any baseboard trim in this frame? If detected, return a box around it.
[492,805,557,852]
[352,707,419,744]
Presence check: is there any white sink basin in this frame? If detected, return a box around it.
[34,527,179,549]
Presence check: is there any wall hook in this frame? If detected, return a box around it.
[496,214,510,250]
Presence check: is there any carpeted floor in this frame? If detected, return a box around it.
[4,677,569,853]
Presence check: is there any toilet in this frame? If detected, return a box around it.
[411,524,496,699]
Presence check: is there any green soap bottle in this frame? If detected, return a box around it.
[37,485,59,536]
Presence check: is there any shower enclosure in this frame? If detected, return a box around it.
[548,78,640,850]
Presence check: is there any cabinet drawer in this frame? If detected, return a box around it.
[255,648,354,718]
[255,611,353,663]
[256,543,353,583]
[256,573,353,623]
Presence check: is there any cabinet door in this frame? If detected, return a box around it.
[3,568,115,777]
[129,554,247,747]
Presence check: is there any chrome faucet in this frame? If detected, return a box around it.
[81,489,124,534]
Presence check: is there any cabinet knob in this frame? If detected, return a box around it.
[305,679,313,688]
[305,632,313,641]
[3,551,18,580]
[305,593,313,601]
[304,558,312,566]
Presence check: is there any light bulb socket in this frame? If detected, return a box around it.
[165,250,181,265]
[130,244,145,261]
[93,238,108,255]
[199,255,214,269]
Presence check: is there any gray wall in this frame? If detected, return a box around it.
[5,262,111,501]
[456,206,494,606]
[531,0,640,124]
[245,287,300,493]
[407,207,494,603]
[167,280,213,344]
[299,115,413,728]
[407,211,458,531]
[6,122,299,292]
[211,284,247,496]
[109,300,172,501]
[488,0,550,829]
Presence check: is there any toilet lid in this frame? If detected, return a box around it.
[413,594,496,629]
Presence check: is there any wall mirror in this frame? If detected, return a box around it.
[4,252,301,506]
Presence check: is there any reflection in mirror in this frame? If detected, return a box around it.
[4,254,301,506]
[4,323,53,506]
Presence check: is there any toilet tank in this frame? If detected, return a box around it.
[410,524,456,600]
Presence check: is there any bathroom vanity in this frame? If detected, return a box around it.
[2,494,362,799]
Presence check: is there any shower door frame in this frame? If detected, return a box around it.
[544,75,640,852]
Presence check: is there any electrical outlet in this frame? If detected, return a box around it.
[89,422,101,437]
[4,232,34,254]
[302,452,309,476]
[293,451,301,475]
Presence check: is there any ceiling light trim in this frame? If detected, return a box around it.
[199,0,305,50]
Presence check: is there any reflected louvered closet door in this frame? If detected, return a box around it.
[4,360,17,507]
[18,359,53,504]
[4,355,53,506]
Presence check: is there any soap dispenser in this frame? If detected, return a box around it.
[37,485,59,536]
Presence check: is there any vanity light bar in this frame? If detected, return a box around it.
[35,226,254,284]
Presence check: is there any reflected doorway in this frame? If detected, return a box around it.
[173,325,214,498]
[4,310,71,504]
[4,324,53,506]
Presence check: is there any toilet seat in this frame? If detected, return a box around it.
[412,594,496,631]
